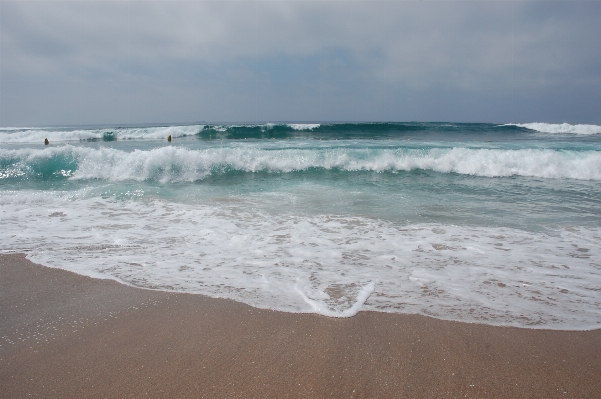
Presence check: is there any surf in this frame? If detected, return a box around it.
[2,144,600,182]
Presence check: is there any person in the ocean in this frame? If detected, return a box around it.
[44,138,49,145]
[167,135,172,142]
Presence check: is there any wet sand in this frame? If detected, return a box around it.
[1,253,600,398]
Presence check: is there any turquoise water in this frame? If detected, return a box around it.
[1,122,600,328]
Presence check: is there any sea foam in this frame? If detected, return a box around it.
[2,145,600,182]
[0,125,204,143]
[0,124,327,144]
[1,191,599,328]
[2,122,600,329]
[287,124,321,131]
[506,123,601,135]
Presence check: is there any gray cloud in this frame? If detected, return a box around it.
[1,1,600,125]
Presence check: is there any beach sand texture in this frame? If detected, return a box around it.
[1,253,600,398]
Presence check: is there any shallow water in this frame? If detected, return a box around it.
[1,122,600,329]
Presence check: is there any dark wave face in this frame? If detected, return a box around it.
[0,122,553,145]
[197,122,529,141]
[1,122,599,145]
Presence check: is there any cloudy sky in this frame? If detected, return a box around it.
[1,0,600,126]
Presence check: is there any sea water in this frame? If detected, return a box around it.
[1,122,600,329]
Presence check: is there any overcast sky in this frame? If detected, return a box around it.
[1,0,600,126]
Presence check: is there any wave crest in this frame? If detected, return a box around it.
[505,123,601,135]
[2,145,600,182]
[0,125,204,143]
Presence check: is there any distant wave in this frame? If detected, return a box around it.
[0,124,329,143]
[287,124,321,131]
[2,145,600,182]
[0,125,205,144]
[6,121,600,145]
[504,123,601,135]
[0,122,531,143]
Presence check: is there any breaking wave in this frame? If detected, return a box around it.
[0,125,205,143]
[1,122,561,143]
[2,145,600,182]
[505,123,601,135]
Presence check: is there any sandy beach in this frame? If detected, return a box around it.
[1,253,600,398]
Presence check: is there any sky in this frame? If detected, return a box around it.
[1,0,600,126]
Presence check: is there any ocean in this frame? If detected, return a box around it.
[1,122,600,330]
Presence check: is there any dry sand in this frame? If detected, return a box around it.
[1,253,600,398]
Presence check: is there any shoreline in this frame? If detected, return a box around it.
[11,252,599,333]
[2,253,601,398]
[10,251,600,333]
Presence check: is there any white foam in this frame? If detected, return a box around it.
[112,125,203,140]
[295,281,375,318]
[506,123,601,135]
[0,129,104,143]
[1,191,600,329]
[0,125,203,143]
[287,124,321,131]
[2,145,601,182]
[0,124,325,144]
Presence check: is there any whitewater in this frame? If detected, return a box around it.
[1,122,600,329]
